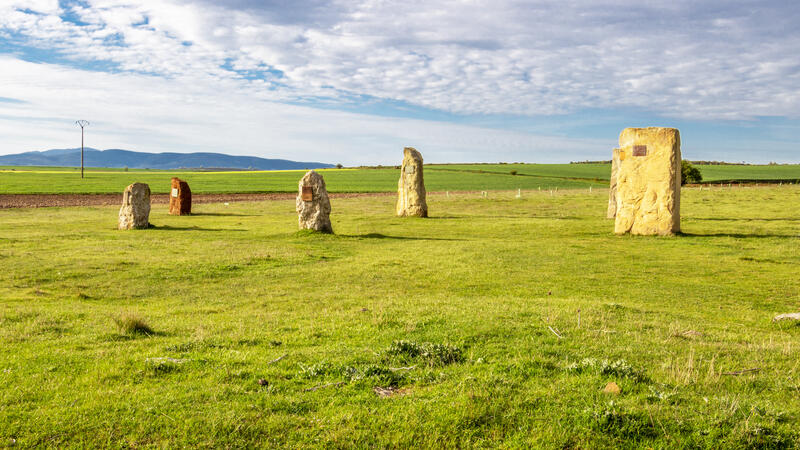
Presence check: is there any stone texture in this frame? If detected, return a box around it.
[296,170,332,233]
[168,177,192,215]
[773,313,800,322]
[118,182,151,230]
[396,147,428,217]
[607,148,620,219]
[614,127,681,235]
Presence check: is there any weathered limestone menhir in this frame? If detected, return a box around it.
[614,127,681,236]
[169,177,192,215]
[296,170,333,233]
[607,148,620,219]
[118,182,151,230]
[396,147,428,217]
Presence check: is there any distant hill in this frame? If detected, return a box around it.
[0,148,335,170]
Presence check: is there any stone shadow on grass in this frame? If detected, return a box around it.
[149,225,246,232]
[188,212,258,217]
[688,217,800,222]
[678,232,798,239]
[343,232,465,241]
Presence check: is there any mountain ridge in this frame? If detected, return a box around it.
[0,148,335,170]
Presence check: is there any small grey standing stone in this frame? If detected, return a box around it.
[118,182,151,230]
[296,170,332,233]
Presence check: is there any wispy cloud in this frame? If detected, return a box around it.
[1,0,799,162]
[0,56,607,164]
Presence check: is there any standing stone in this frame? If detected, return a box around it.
[169,177,192,215]
[607,148,620,219]
[296,170,332,233]
[614,127,681,235]
[396,147,428,217]
[118,182,151,230]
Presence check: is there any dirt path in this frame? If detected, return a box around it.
[0,192,395,209]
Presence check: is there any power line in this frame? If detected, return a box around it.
[75,120,89,179]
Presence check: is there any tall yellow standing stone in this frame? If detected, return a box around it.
[396,147,428,217]
[607,148,620,219]
[614,127,681,235]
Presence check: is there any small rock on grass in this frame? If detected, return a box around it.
[373,386,410,398]
[773,313,800,322]
[603,382,621,395]
[146,357,188,364]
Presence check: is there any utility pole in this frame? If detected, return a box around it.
[75,120,89,178]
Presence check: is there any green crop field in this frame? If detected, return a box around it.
[0,166,604,194]
[690,165,800,183]
[427,163,800,183]
[2,163,800,195]
[1,185,799,447]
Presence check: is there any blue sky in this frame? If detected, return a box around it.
[0,0,798,164]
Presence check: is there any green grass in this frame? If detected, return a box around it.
[0,166,604,194]
[1,185,799,447]
[692,164,800,183]
[428,163,613,181]
[3,163,799,195]
[428,163,800,183]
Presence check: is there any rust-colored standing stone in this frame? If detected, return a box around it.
[169,177,191,215]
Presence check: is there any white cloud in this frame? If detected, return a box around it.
[1,0,799,162]
[0,56,606,163]
[2,0,800,119]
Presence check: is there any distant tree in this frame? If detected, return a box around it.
[509,170,518,175]
[681,160,702,185]
[336,163,343,169]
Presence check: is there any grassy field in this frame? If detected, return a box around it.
[2,163,799,195]
[691,165,800,183]
[0,166,604,194]
[430,163,800,183]
[1,185,799,447]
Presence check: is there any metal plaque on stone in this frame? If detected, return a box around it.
[632,145,648,157]
[171,188,179,197]
[302,186,313,201]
